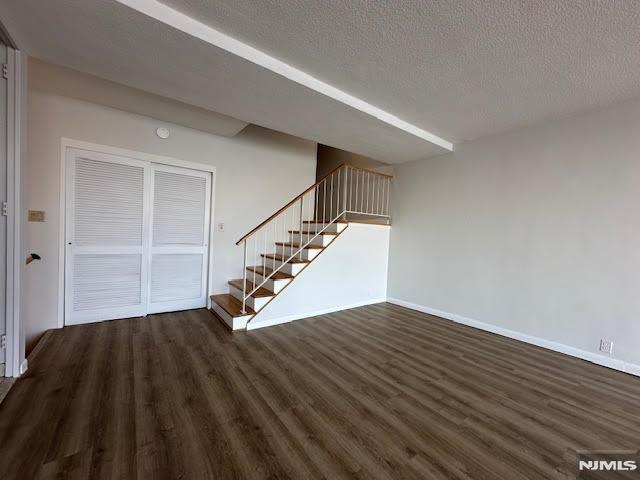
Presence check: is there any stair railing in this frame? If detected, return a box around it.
[235,164,392,314]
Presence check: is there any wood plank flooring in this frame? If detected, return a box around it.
[1,303,639,479]
[0,377,14,404]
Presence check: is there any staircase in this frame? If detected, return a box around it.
[210,164,392,330]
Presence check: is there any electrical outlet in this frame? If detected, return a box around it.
[599,339,613,355]
[217,223,225,232]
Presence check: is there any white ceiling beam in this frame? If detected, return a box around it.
[115,0,454,152]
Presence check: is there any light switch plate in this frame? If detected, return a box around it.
[28,210,46,222]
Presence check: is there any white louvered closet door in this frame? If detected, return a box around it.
[147,164,211,314]
[65,148,150,325]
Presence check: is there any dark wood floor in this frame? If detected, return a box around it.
[1,303,639,479]
[0,377,14,404]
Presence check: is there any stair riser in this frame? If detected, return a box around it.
[264,258,305,275]
[228,285,272,311]
[233,277,276,295]
[276,245,320,261]
[211,303,251,331]
[246,273,290,293]
[303,223,347,233]
[289,233,333,247]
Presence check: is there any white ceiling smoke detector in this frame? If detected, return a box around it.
[156,127,170,139]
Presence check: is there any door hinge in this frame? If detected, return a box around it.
[1,335,6,350]
[1,202,7,216]
[2,63,8,79]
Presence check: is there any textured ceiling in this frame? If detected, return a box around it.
[2,0,640,162]
[161,0,640,143]
[0,0,449,163]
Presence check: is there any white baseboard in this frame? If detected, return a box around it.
[387,297,640,378]
[247,298,387,331]
[19,358,28,375]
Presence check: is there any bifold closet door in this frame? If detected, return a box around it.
[65,148,150,325]
[147,164,211,314]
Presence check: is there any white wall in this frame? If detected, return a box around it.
[28,58,248,137]
[25,89,316,350]
[388,98,640,374]
[249,223,389,330]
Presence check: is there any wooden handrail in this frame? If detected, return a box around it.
[235,163,392,245]
[236,163,345,245]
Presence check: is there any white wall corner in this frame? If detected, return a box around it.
[386,298,640,378]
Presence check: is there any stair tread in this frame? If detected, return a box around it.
[302,220,348,224]
[228,279,274,298]
[289,230,338,235]
[246,266,293,280]
[275,242,324,250]
[261,253,309,264]
[211,294,254,317]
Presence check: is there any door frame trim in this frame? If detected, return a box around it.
[58,138,217,329]
[4,48,24,377]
